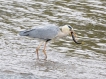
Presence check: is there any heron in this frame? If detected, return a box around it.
[19,24,81,59]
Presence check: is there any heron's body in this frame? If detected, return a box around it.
[19,25,60,41]
[19,24,81,60]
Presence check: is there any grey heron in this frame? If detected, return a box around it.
[19,25,81,59]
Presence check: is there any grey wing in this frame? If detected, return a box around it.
[21,25,60,40]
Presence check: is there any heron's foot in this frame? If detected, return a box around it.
[44,56,47,60]
[36,57,39,60]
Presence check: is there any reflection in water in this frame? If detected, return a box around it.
[0,0,106,79]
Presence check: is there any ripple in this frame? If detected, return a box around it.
[0,0,106,79]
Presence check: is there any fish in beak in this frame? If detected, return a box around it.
[71,31,81,44]
[65,25,82,44]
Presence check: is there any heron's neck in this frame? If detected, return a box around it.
[57,30,68,37]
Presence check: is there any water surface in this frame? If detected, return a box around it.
[0,0,106,79]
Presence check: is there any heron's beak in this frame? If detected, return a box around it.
[70,31,81,44]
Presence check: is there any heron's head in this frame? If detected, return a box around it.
[62,25,73,35]
[62,25,81,44]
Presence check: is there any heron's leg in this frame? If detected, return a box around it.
[36,42,44,59]
[43,42,47,60]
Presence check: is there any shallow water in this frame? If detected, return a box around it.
[0,0,106,79]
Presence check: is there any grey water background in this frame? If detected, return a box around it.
[0,0,106,79]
